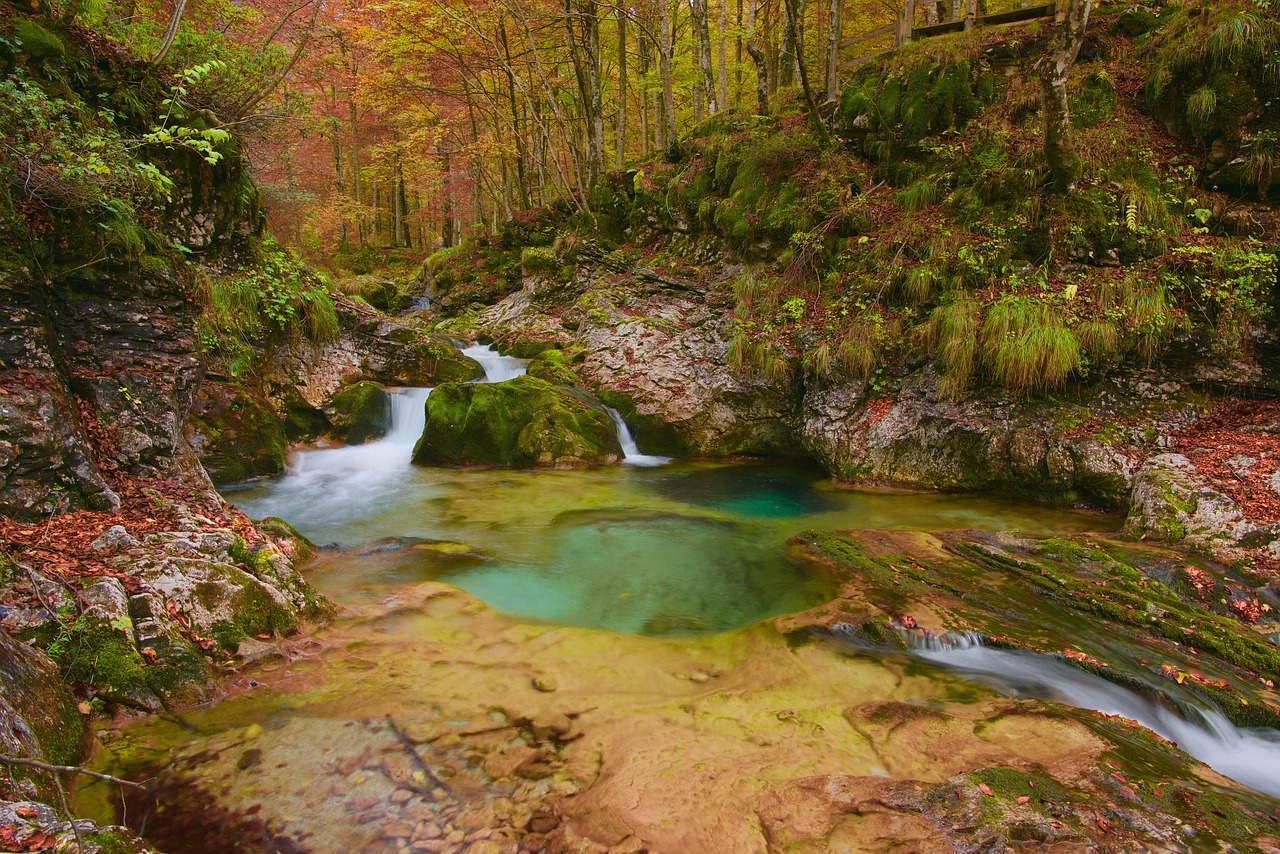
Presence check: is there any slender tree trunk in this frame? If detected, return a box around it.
[1037,0,1091,191]
[779,0,796,86]
[499,19,532,209]
[745,0,769,114]
[348,100,364,246]
[658,0,677,147]
[825,0,841,101]
[638,26,652,156]
[565,0,605,185]
[690,0,717,116]
[735,0,744,107]
[783,0,828,143]
[922,0,938,25]
[964,0,977,29]
[150,0,188,66]
[718,0,728,112]
[617,7,627,168]
[441,143,454,248]
[330,120,348,252]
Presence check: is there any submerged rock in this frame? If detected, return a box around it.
[413,375,622,468]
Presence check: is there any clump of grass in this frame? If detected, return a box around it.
[901,264,944,304]
[900,180,940,212]
[836,311,900,380]
[1074,319,1122,361]
[922,298,980,396]
[980,297,1081,393]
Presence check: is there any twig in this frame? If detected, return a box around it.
[0,755,149,790]
[383,716,448,793]
[52,771,84,854]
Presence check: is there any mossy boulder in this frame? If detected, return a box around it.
[524,349,579,385]
[325,381,391,445]
[185,383,286,485]
[413,375,622,467]
[0,631,88,802]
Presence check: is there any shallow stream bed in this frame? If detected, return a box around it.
[75,376,1280,852]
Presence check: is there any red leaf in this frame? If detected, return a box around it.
[979,784,994,797]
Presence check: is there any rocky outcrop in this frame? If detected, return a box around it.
[413,376,622,467]
[1,496,329,712]
[1127,453,1279,569]
[0,632,159,852]
[479,244,806,459]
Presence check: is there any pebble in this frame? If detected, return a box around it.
[531,675,558,692]
[415,822,443,840]
[383,821,415,839]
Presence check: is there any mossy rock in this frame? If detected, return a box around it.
[0,631,88,801]
[15,21,65,59]
[325,382,390,445]
[422,337,485,383]
[412,375,622,468]
[1119,7,1160,36]
[186,383,287,485]
[278,384,328,442]
[524,350,579,385]
[257,516,317,563]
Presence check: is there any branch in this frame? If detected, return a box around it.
[0,755,150,790]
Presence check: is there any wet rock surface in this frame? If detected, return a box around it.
[88,576,1280,853]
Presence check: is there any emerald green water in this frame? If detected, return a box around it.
[230,460,1112,637]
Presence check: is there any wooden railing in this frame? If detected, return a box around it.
[840,1,1056,70]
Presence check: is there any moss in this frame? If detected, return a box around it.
[15,21,65,59]
[525,350,579,385]
[188,385,287,485]
[413,375,622,467]
[325,381,390,445]
[257,516,317,562]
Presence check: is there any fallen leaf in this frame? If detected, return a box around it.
[979,784,994,797]
[1016,796,1030,804]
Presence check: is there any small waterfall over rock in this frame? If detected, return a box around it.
[832,626,1280,798]
[460,343,527,382]
[605,408,672,467]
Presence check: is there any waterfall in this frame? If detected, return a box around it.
[605,407,672,468]
[834,627,1280,799]
[243,387,431,528]
[460,343,527,383]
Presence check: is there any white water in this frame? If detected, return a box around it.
[606,408,672,467]
[900,632,1280,799]
[461,343,527,382]
[236,387,431,529]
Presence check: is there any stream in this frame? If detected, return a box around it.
[78,344,1280,850]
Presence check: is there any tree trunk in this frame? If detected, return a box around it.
[150,0,188,66]
[825,0,842,101]
[718,0,728,113]
[779,0,796,86]
[616,7,628,168]
[745,0,769,115]
[499,19,532,209]
[441,143,454,248]
[638,24,652,156]
[691,0,717,117]
[783,0,828,143]
[348,100,364,246]
[1037,0,1091,191]
[658,0,677,148]
[922,0,938,25]
[963,0,977,29]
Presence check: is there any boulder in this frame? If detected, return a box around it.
[184,382,287,485]
[324,381,391,445]
[0,631,88,802]
[413,376,622,467]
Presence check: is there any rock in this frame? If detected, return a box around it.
[91,525,140,551]
[531,675,558,692]
[325,382,392,445]
[0,632,89,802]
[524,350,579,385]
[413,376,622,468]
[74,578,159,709]
[1125,453,1261,564]
[185,382,288,485]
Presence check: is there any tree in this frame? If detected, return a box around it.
[1037,0,1091,191]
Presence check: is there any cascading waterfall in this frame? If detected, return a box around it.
[239,387,431,529]
[605,408,672,467]
[460,342,527,382]
[842,628,1280,799]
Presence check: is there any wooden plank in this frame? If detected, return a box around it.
[979,2,1054,26]
[840,23,896,50]
[911,19,965,37]
[840,46,898,70]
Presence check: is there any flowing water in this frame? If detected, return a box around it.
[80,346,1280,846]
